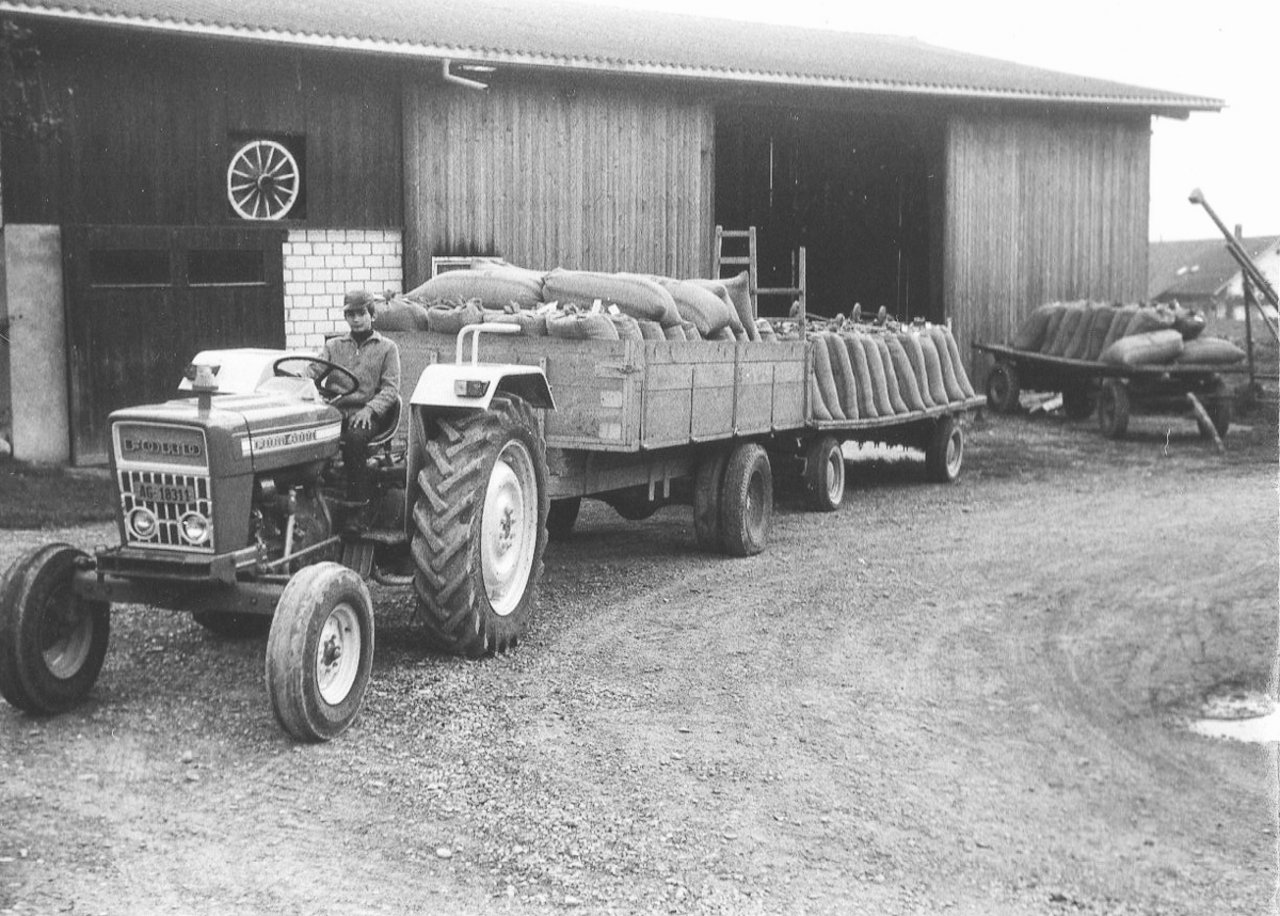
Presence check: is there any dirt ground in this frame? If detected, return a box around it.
[1,409,1277,916]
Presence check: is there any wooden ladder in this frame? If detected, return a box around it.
[712,225,807,322]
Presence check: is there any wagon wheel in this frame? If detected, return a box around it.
[985,362,1021,414]
[1097,378,1131,439]
[227,139,301,221]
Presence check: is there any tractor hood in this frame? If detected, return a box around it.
[109,393,342,476]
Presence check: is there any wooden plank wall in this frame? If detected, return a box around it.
[402,79,715,287]
[2,22,402,228]
[944,111,1151,375]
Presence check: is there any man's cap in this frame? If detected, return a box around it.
[344,288,376,312]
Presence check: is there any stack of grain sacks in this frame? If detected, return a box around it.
[1009,301,1245,367]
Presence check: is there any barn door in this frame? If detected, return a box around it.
[63,225,286,464]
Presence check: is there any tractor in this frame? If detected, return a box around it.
[0,325,553,741]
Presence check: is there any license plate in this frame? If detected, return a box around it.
[135,482,197,504]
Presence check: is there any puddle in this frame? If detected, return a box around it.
[1189,690,1280,744]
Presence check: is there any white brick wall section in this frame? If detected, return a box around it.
[282,229,404,348]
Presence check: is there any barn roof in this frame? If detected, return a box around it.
[0,0,1222,115]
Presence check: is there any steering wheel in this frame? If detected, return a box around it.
[271,356,359,403]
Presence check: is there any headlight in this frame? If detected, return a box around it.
[127,507,158,539]
[180,511,212,545]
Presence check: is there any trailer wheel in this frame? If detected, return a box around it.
[985,362,1021,414]
[546,498,581,542]
[1097,379,1131,439]
[693,450,730,552]
[720,443,773,557]
[1061,386,1095,420]
[411,395,549,657]
[0,544,110,715]
[925,416,964,483]
[1204,378,1232,439]
[193,611,271,639]
[265,562,373,742]
[803,435,845,512]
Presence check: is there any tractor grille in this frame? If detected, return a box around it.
[118,470,214,552]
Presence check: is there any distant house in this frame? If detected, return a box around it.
[1149,236,1280,318]
[0,0,1221,464]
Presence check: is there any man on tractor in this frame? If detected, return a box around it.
[312,288,401,527]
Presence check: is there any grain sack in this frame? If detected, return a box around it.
[426,298,485,334]
[636,319,665,340]
[1044,302,1087,356]
[898,332,936,409]
[663,324,687,341]
[686,279,747,334]
[825,333,860,420]
[926,327,969,402]
[543,269,681,327]
[1173,305,1207,341]
[862,333,895,416]
[407,267,543,311]
[1038,305,1067,356]
[1081,304,1118,361]
[1011,302,1059,351]
[915,332,950,405]
[546,310,620,341]
[1124,305,1176,337]
[610,312,644,341]
[843,334,879,418]
[373,296,431,332]
[1175,336,1246,364]
[659,278,737,337]
[811,335,846,421]
[1099,328,1184,367]
[1061,304,1098,360]
[682,321,703,341]
[481,307,550,336]
[755,319,776,342]
[1100,303,1139,352]
[809,375,833,421]
[712,271,760,341]
[885,335,927,412]
[937,325,977,398]
[872,337,910,415]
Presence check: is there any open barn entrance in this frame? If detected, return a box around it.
[715,104,946,323]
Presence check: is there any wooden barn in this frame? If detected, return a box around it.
[0,0,1220,464]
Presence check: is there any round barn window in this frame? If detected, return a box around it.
[226,139,301,220]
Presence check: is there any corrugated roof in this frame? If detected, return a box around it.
[0,0,1223,114]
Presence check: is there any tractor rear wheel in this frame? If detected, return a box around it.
[0,544,110,715]
[266,562,374,742]
[720,443,773,557]
[802,435,845,512]
[411,395,549,658]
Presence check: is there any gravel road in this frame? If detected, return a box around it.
[1,412,1276,915]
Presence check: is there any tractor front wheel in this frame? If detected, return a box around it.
[0,544,110,715]
[411,395,549,658]
[265,562,374,742]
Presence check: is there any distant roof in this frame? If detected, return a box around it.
[1150,236,1280,300]
[0,0,1222,114]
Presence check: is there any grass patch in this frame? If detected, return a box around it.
[0,461,117,528]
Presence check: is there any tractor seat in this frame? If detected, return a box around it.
[366,395,403,451]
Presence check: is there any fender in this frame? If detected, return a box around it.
[407,324,555,412]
